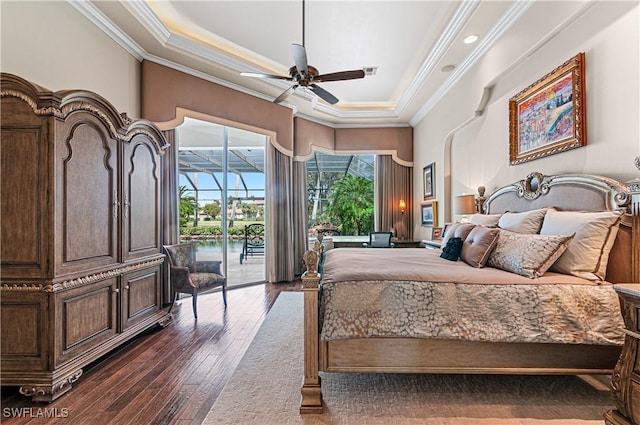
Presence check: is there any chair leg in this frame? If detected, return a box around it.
[222,284,227,308]
[192,289,198,319]
[167,290,178,314]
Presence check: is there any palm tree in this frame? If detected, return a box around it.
[326,174,374,235]
[179,185,198,227]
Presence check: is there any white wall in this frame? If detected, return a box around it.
[413,1,639,240]
[1,1,140,116]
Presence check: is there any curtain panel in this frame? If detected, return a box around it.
[266,143,295,282]
[375,155,413,240]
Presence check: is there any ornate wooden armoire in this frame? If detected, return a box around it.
[0,73,171,401]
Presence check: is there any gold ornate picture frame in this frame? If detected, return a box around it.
[509,52,586,165]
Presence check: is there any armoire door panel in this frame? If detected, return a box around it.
[121,266,161,330]
[55,278,117,365]
[57,119,119,273]
[123,138,160,260]
[0,291,49,372]
[0,127,49,277]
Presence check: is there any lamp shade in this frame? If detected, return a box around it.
[455,194,476,215]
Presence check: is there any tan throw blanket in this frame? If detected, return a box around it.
[319,248,625,345]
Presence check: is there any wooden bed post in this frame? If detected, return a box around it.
[300,270,323,413]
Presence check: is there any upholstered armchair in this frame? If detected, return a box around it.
[163,242,227,319]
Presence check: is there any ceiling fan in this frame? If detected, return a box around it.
[240,0,365,105]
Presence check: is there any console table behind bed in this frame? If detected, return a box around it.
[300,171,640,414]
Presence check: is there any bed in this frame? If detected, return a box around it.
[299,172,639,413]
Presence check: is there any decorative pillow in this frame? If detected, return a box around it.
[469,214,502,227]
[498,208,547,234]
[486,230,574,278]
[539,209,623,280]
[440,237,463,261]
[441,222,475,248]
[460,226,500,268]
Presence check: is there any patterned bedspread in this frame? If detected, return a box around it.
[319,248,625,345]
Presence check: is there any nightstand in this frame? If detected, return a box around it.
[422,239,442,249]
[605,283,640,425]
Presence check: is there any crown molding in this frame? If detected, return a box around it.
[120,0,171,42]
[409,0,533,126]
[396,0,480,117]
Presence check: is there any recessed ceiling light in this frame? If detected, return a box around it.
[441,64,456,72]
[463,34,479,44]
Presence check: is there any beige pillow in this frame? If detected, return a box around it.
[498,208,547,234]
[469,214,501,227]
[441,222,475,248]
[486,230,574,278]
[461,226,500,268]
[539,209,623,280]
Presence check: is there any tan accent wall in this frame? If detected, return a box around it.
[336,127,413,164]
[141,61,294,151]
[295,118,413,165]
[294,118,336,157]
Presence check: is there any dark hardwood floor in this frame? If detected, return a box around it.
[1,281,302,424]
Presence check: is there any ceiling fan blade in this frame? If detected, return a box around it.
[241,72,292,81]
[309,84,339,105]
[315,70,365,83]
[291,43,308,76]
[273,85,298,104]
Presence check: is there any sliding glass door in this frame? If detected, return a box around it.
[177,117,266,287]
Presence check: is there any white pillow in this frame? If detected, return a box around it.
[469,214,501,227]
[539,209,623,280]
[498,208,547,234]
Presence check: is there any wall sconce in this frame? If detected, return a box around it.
[455,194,476,223]
[399,199,406,214]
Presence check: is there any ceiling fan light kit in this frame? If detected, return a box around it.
[240,0,365,105]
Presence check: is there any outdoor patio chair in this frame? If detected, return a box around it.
[163,242,227,319]
[240,223,265,264]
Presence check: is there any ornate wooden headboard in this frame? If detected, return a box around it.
[484,172,638,283]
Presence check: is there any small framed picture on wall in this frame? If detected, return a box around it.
[423,162,435,200]
[421,201,438,227]
[432,227,443,240]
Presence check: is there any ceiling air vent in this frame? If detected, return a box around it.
[362,66,378,76]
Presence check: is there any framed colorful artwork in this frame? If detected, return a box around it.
[509,52,586,165]
[423,163,435,200]
[421,201,438,227]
